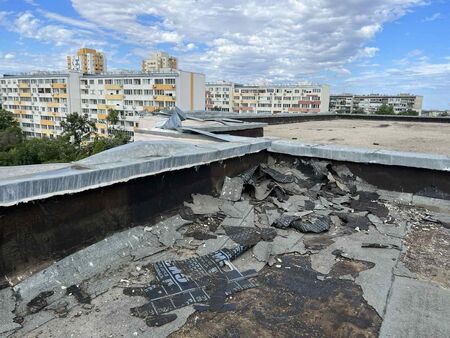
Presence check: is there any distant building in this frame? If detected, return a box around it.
[330,93,423,115]
[328,93,354,114]
[0,70,205,139]
[67,48,106,74]
[142,51,178,72]
[205,82,330,114]
[205,81,234,112]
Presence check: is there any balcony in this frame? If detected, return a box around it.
[97,104,117,110]
[153,84,176,90]
[52,93,68,99]
[97,113,108,120]
[104,84,123,90]
[40,120,55,126]
[19,92,32,98]
[51,83,67,89]
[95,122,107,129]
[143,105,158,112]
[18,83,29,89]
[105,94,124,100]
[155,95,175,102]
[47,102,60,108]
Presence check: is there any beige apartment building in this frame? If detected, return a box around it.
[0,70,205,138]
[206,82,330,114]
[142,51,178,72]
[330,94,423,114]
[67,48,106,74]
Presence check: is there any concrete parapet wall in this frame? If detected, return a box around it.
[269,140,450,171]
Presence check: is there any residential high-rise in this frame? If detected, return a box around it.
[67,48,106,74]
[329,94,423,114]
[205,81,234,112]
[0,70,205,138]
[205,82,330,114]
[142,52,178,72]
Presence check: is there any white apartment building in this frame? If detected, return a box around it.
[0,70,205,138]
[330,94,423,114]
[142,51,178,72]
[205,82,330,114]
[205,81,234,112]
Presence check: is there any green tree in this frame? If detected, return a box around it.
[106,109,120,125]
[0,108,23,152]
[352,108,366,114]
[3,136,79,165]
[375,104,394,115]
[60,112,96,147]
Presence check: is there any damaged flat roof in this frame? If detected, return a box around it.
[2,158,450,337]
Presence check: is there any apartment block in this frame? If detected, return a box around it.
[330,94,423,114]
[0,70,205,138]
[205,81,234,112]
[67,48,106,74]
[142,51,178,72]
[205,82,330,114]
[328,94,354,114]
[0,73,80,138]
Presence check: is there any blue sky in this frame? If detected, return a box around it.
[0,0,449,109]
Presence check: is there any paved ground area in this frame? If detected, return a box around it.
[265,120,450,155]
[2,159,450,337]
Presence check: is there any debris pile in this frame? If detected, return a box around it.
[7,157,450,337]
[123,158,396,327]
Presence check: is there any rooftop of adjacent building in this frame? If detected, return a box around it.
[265,119,450,155]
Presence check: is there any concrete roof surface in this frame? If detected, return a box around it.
[1,158,449,337]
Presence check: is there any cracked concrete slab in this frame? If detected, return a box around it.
[12,226,164,317]
[195,235,236,256]
[184,194,223,215]
[380,276,450,338]
[220,177,244,202]
[0,288,21,335]
[145,215,191,247]
[220,201,255,228]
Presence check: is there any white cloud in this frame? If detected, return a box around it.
[38,10,99,30]
[423,12,441,22]
[4,53,15,59]
[1,11,106,47]
[68,0,424,82]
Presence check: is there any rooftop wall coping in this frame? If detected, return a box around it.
[0,137,270,207]
[269,140,450,172]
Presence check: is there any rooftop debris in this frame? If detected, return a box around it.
[5,156,450,337]
[124,246,258,326]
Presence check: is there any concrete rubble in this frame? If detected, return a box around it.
[1,158,450,337]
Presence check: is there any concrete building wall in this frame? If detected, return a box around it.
[177,71,205,111]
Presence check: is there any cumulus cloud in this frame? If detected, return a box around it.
[67,0,425,81]
[1,11,106,47]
